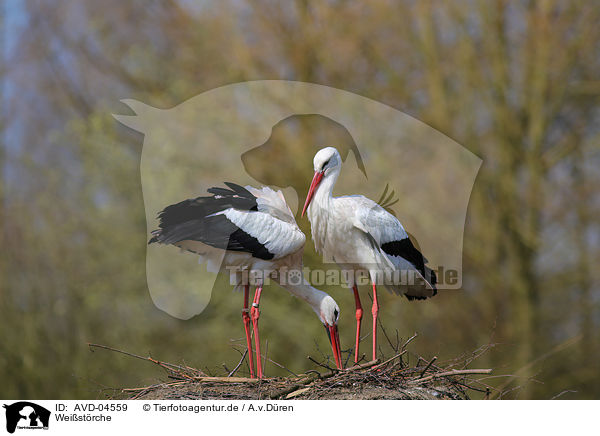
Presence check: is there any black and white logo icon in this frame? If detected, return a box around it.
[3,402,50,434]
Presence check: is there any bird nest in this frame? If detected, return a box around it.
[89,336,497,400]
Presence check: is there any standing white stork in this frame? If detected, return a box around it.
[149,182,342,378]
[302,147,437,364]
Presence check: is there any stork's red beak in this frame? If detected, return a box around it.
[302,171,324,217]
[325,323,343,370]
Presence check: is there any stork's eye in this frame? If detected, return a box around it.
[334,308,339,319]
[322,158,330,170]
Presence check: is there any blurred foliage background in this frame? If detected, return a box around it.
[1,0,598,399]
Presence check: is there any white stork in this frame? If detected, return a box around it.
[150,182,343,378]
[302,147,437,363]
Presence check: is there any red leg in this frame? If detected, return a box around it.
[372,282,379,361]
[352,285,363,364]
[251,286,264,378]
[241,285,255,378]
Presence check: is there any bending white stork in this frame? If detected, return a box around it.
[149,182,342,378]
[302,147,437,364]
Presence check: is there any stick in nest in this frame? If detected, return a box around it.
[410,368,492,384]
[87,343,203,380]
[401,333,418,351]
[372,351,406,370]
[307,355,336,372]
[228,349,248,377]
[419,356,438,378]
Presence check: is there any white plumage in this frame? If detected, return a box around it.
[150,182,342,377]
[302,147,437,363]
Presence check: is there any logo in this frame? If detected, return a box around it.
[3,402,50,434]
[114,80,481,320]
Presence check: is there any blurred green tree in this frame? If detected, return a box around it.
[1,0,598,399]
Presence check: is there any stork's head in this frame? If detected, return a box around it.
[318,294,340,327]
[313,146,341,175]
[302,147,342,216]
[317,295,343,370]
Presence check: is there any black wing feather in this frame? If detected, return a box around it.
[381,238,437,298]
[148,183,274,260]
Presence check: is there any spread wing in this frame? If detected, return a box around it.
[149,183,305,260]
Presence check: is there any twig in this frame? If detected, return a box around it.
[87,343,195,379]
[192,376,259,383]
[269,372,321,399]
[263,355,298,377]
[131,388,152,400]
[228,349,247,377]
[123,380,187,392]
[372,351,406,370]
[411,368,492,384]
[498,384,524,400]
[262,340,268,376]
[343,349,355,368]
[401,333,418,351]
[419,356,438,378]
[351,353,367,366]
[491,334,581,399]
[551,390,577,400]
[286,387,311,399]
[378,317,396,352]
[307,355,335,371]
[234,344,297,377]
[345,359,380,371]
[365,291,395,352]
[88,343,154,362]
[270,383,302,399]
